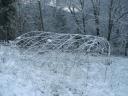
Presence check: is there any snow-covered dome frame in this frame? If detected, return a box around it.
[15,31,111,56]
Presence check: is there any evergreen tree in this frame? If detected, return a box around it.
[0,0,16,41]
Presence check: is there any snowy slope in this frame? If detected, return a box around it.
[0,45,128,96]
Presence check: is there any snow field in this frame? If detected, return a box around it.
[0,45,128,96]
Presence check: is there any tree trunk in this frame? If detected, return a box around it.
[82,12,86,34]
[95,14,100,36]
[38,0,44,31]
[91,0,100,36]
[107,0,113,41]
[125,42,128,56]
[107,19,113,41]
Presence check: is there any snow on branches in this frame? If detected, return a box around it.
[15,31,111,56]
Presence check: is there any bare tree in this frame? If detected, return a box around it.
[67,0,87,34]
[107,0,128,41]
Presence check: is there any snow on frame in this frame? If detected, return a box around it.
[15,31,111,56]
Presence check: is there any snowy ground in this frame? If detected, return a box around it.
[0,45,128,96]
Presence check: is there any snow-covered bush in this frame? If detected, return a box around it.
[15,31,111,56]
